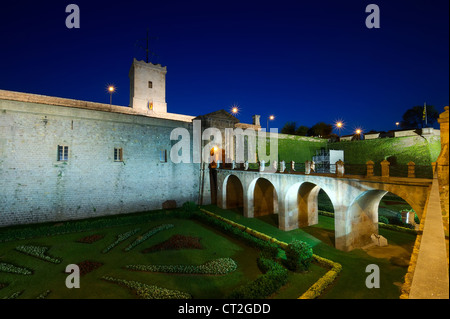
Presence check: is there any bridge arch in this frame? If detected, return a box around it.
[223,174,244,213]
[284,182,324,228]
[345,190,388,250]
[248,177,279,218]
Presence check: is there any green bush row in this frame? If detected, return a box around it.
[228,254,288,299]
[124,224,174,251]
[0,262,33,276]
[102,228,140,254]
[126,257,237,275]
[191,211,279,258]
[285,240,313,272]
[102,276,191,299]
[15,245,62,264]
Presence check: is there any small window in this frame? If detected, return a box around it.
[57,145,69,161]
[148,81,153,88]
[159,149,167,163]
[114,148,123,162]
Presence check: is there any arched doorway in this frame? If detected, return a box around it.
[225,175,244,214]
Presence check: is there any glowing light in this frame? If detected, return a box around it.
[355,129,362,135]
[231,107,238,114]
[108,86,115,92]
[269,115,275,120]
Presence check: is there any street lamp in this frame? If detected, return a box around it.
[267,115,275,131]
[231,106,239,116]
[108,85,115,106]
[335,121,344,137]
[395,122,400,129]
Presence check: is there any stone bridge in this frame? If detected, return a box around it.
[215,168,433,251]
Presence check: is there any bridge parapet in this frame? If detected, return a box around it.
[218,159,434,181]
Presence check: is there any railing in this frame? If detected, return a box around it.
[215,159,435,180]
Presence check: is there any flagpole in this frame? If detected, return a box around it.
[424,102,427,127]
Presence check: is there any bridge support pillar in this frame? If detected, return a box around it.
[334,189,387,251]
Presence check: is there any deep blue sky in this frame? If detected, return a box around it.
[0,0,448,135]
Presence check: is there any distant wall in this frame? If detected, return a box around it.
[328,135,441,166]
[271,133,328,163]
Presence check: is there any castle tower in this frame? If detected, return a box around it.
[129,58,167,114]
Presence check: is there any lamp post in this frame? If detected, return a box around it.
[267,115,275,131]
[395,122,400,129]
[108,85,115,106]
[231,106,238,117]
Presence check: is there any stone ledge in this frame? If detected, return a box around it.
[0,89,195,123]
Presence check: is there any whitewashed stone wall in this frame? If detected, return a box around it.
[0,98,200,227]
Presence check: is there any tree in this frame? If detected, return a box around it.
[295,125,309,136]
[307,122,333,137]
[400,105,439,129]
[281,122,296,135]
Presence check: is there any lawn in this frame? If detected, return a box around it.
[204,205,417,299]
[0,210,326,299]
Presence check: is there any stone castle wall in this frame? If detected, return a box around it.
[0,97,200,227]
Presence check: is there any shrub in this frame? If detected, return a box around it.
[124,224,174,251]
[102,276,191,299]
[192,211,280,257]
[229,255,288,299]
[378,216,389,224]
[102,228,140,253]
[388,214,404,226]
[36,290,51,299]
[182,201,198,213]
[15,245,61,264]
[0,262,32,275]
[126,257,237,275]
[285,240,313,272]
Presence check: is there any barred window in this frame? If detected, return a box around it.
[114,148,123,162]
[57,145,69,161]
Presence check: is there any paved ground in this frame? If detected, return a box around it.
[409,176,449,299]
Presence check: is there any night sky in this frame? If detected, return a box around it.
[0,0,448,135]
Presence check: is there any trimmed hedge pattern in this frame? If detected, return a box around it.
[229,254,288,299]
[126,257,237,275]
[124,224,174,251]
[0,262,33,275]
[198,208,342,299]
[102,276,191,299]
[102,228,140,253]
[15,245,62,264]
